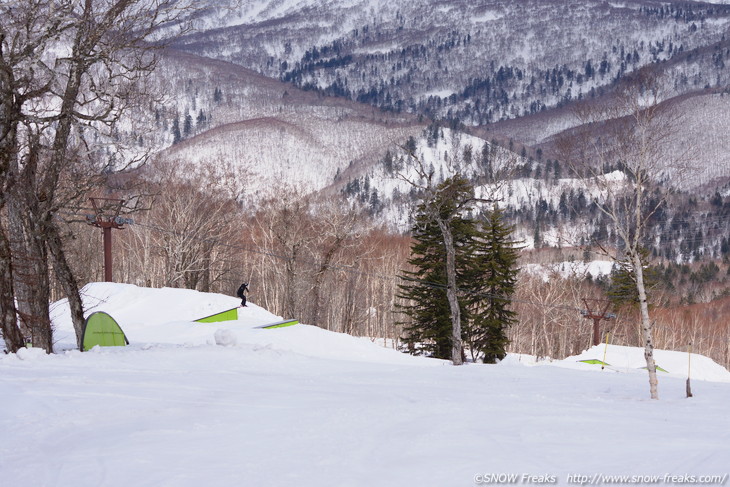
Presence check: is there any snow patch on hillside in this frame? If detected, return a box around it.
[473,10,504,23]
[522,260,614,281]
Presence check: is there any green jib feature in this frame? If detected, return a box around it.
[194,308,299,329]
[641,365,669,373]
[195,308,239,323]
[580,359,669,373]
[579,359,611,366]
[81,311,129,351]
[257,319,299,329]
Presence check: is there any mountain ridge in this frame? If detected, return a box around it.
[136,0,730,262]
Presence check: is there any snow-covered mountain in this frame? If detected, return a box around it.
[128,0,730,262]
[174,0,730,121]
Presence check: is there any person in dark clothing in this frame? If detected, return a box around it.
[236,282,249,307]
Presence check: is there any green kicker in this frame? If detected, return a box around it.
[580,359,669,373]
[195,307,239,323]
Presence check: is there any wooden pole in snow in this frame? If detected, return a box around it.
[686,341,693,398]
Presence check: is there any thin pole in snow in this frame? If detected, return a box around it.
[601,331,610,370]
[686,341,693,398]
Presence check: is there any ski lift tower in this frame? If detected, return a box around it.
[86,198,133,282]
[581,298,616,346]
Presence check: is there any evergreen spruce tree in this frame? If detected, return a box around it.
[464,207,520,363]
[398,199,474,359]
[183,113,193,137]
[606,247,658,310]
[399,184,520,363]
[172,116,182,144]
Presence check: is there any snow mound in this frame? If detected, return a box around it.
[14,347,48,361]
[555,344,730,382]
[49,282,436,366]
[50,282,278,347]
[214,328,238,347]
[46,283,730,377]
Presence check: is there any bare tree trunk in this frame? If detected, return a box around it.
[6,197,33,339]
[46,222,85,348]
[437,218,463,365]
[12,221,52,352]
[310,237,345,327]
[310,264,328,327]
[199,242,213,292]
[284,246,300,319]
[0,47,24,352]
[4,136,53,351]
[0,223,24,352]
[9,132,54,352]
[632,251,659,399]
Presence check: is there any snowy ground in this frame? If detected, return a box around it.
[2,283,729,487]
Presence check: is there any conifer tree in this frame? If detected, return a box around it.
[398,192,475,359]
[606,247,658,310]
[464,207,520,363]
[183,114,193,137]
[399,192,520,363]
[172,116,182,144]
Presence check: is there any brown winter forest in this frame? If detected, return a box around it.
[55,157,730,370]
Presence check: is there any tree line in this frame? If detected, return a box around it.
[56,157,729,375]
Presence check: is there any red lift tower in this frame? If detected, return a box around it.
[581,298,616,346]
[86,198,133,282]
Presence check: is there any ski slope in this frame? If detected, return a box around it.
[2,283,729,487]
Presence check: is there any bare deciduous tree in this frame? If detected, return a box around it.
[118,158,241,292]
[560,74,693,399]
[307,201,362,327]
[253,190,315,320]
[0,0,196,351]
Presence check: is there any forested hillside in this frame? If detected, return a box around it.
[176,0,730,124]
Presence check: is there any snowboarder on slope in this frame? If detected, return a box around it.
[236,282,249,307]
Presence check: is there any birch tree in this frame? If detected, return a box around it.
[561,74,692,399]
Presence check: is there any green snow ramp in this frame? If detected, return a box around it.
[81,311,129,351]
[195,307,239,323]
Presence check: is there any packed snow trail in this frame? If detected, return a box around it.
[0,283,728,486]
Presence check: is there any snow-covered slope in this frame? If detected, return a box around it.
[148,49,422,202]
[50,283,432,365]
[2,283,729,487]
[177,0,730,125]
